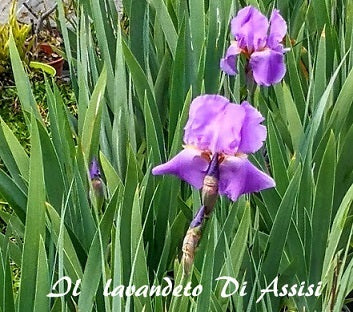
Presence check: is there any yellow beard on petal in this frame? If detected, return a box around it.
[231,40,251,59]
[182,144,249,163]
[234,152,248,159]
[183,144,212,161]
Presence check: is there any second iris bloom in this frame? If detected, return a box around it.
[221,6,287,86]
[152,95,275,202]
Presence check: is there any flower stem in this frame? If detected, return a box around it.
[246,65,256,104]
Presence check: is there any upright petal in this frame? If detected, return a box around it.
[220,43,242,75]
[249,49,286,86]
[238,102,267,154]
[152,148,209,189]
[267,9,287,49]
[184,95,245,154]
[231,6,269,51]
[218,156,275,201]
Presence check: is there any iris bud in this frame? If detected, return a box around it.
[91,177,105,199]
[89,158,106,210]
[202,153,219,216]
[182,206,205,275]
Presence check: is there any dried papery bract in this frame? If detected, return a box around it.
[182,221,202,275]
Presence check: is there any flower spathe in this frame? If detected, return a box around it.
[152,95,275,202]
[220,6,287,86]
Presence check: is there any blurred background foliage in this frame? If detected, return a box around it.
[1,0,353,311]
[0,1,33,74]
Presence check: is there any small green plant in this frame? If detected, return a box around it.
[0,1,33,74]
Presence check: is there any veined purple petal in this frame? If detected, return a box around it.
[231,6,268,51]
[238,102,267,154]
[183,95,245,155]
[249,49,286,86]
[267,9,287,49]
[218,156,275,201]
[220,43,242,75]
[152,148,209,189]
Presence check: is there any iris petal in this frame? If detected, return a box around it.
[152,148,209,189]
[249,49,286,86]
[220,43,242,75]
[268,9,287,49]
[238,102,267,154]
[183,95,245,154]
[231,6,269,51]
[218,156,275,201]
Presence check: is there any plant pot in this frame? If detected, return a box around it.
[47,57,64,76]
[38,43,53,54]
[37,43,64,77]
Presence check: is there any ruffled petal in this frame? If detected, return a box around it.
[267,9,287,49]
[152,148,209,189]
[249,49,286,86]
[218,156,275,201]
[183,95,245,155]
[220,43,242,75]
[230,6,269,51]
[238,102,267,154]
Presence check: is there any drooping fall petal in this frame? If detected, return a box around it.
[152,148,209,189]
[249,49,286,86]
[218,156,275,201]
[220,43,242,75]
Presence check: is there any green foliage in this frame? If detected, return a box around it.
[1,0,353,311]
[0,80,75,152]
[29,62,56,77]
[0,1,33,74]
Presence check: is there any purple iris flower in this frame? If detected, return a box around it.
[220,6,287,86]
[152,95,275,202]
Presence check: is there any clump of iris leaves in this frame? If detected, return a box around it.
[1,0,353,311]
